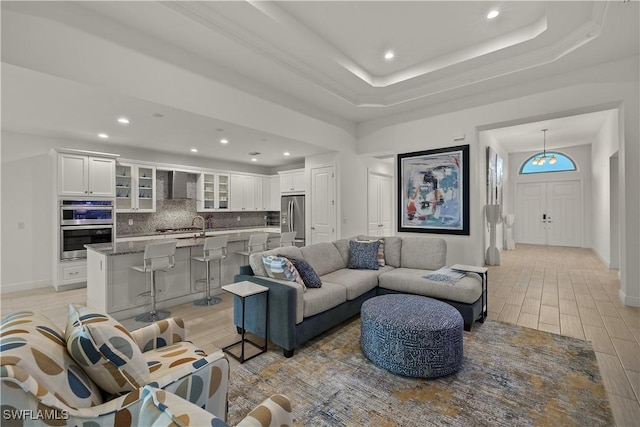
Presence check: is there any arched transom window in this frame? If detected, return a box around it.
[520,152,577,174]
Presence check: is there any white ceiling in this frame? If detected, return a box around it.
[1,1,638,166]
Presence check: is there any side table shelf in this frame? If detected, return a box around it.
[222,281,269,363]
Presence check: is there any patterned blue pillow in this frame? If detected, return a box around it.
[280,255,322,288]
[349,240,380,270]
[262,255,305,289]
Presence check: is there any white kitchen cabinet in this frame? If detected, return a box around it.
[58,153,116,197]
[230,174,256,211]
[197,173,230,211]
[270,175,280,210]
[367,172,393,237]
[115,163,156,213]
[279,169,305,194]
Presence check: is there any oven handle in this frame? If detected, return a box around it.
[61,206,113,211]
[61,225,114,231]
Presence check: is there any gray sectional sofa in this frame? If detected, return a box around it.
[233,235,486,357]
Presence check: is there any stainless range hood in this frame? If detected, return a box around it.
[167,171,189,199]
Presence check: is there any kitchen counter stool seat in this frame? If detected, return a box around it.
[279,231,297,247]
[192,235,228,306]
[132,241,177,322]
[236,233,268,264]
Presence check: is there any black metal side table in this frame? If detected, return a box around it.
[451,264,488,322]
[221,281,269,363]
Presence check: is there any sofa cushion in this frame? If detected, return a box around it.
[382,236,402,267]
[284,256,322,288]
[378,268,482,304]
[348,240,380,270]
[65,304,151,395]
[302,282,347,318]
[356,236,385,266]
[400,237,447,270]
[321,266,394,300]
[300,242,345,276]
[333,239,351,267]
[0,311,103,409]
[249,246,303,277]
[262,255,305,289]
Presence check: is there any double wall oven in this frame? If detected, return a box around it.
[60,200,114,261]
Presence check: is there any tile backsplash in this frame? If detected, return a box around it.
[116,171,278,236]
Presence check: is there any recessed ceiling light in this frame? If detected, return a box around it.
[384,51,395,60]
[251,158,258,162]
[220,138,228,144]
[284,152,290,156]
[117,117,130,124]
[98,133,109,139]
[487,10,500,19]
[190,148,198,153]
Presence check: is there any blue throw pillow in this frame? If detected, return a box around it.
[349,240,380,270]
[280,255,322,288]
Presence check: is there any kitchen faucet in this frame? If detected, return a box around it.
[192,215,206,237]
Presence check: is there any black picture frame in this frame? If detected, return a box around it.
[397,145,470,235]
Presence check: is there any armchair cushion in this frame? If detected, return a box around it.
[0,311,103,409]
[65,304,150,395]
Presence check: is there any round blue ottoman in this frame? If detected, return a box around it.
[360,294,463,378]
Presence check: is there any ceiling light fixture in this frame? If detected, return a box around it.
[190,148,198,153]
[152,113,164,118]
[251,158,258,162]
[284,152,290,156]
[384,51,395,61]
[98,133,109,139]
[487,10,500,19]
[531,129,557,166]
[117,117,130,124]
[220,138,228,144]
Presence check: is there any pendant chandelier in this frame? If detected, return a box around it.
[531,129,557,166]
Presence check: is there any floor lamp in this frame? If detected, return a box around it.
[486,204,501,265]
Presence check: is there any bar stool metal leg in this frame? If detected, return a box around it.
[136,270,170,322]
[194,259,222,306]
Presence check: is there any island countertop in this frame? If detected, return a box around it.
[86,229,280,256]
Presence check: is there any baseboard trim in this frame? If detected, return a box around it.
[1,280,52,294]
[591,248,611,269]
[619,289,640,307]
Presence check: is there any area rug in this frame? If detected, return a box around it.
[227,317,614,426]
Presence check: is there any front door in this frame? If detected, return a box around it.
[515,180,582,247]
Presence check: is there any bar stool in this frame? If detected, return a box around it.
[236,233,268,265]
[279,231,297,247]
[132,241,177,322]
[192,235,228,307]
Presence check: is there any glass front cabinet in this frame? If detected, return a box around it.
[197,173,230,211]
[115,163,156,212]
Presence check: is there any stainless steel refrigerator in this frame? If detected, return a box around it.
[281,195,305,246]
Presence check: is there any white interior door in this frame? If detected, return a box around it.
[516,180,582,247]
[310,166,336,244]
[368,172,393,237]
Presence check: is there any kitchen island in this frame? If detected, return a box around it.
[85,228,280,320]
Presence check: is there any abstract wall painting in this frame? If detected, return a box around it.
[397,145,470,235]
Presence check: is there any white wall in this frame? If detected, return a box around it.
[355,58,639,303]
[509,144,593,247]
[591,111,619,267]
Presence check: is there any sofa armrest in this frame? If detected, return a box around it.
[131,317,186,351]
[150,350,230,420]
[236,394,293,427]
[233,274,298,352]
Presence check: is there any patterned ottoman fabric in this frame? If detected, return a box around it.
[361,294,463,378]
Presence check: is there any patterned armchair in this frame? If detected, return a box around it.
[1,309,293,427]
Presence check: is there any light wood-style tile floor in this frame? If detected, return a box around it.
[2,244,638,425]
